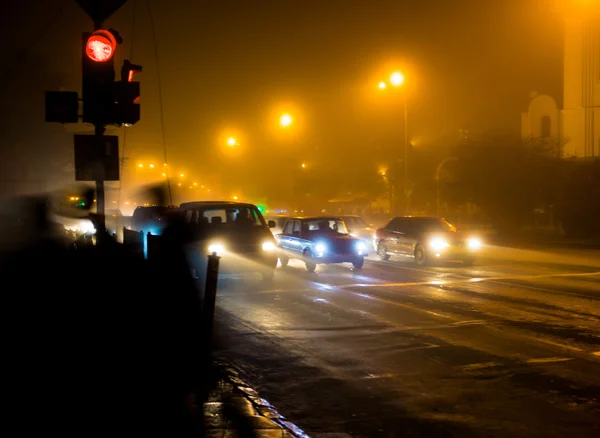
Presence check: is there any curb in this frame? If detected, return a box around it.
[217,361,310,438]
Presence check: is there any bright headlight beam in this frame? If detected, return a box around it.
[430,238,450,251]
[467,238,482,250]
[208,243,225,254]
[262,241,276,251]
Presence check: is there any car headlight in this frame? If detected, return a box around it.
[315,243,327,255]
[467,237,482,250]
[430,238,450,251]
[208,243,225,254]
[262,241,276,251]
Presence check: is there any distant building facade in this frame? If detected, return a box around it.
[521,92,560,139]
[523,4,599,159]
[561,11,599,158]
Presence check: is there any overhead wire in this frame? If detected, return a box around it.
[118,0,138,213]
[146,0,173,205]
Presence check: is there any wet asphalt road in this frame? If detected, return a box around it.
[213,246,600,438]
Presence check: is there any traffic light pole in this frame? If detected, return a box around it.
[95,123,106,235]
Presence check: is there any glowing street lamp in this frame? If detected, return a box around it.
[279,113,293,127]
[378,70,410,213]
[390,71,405,87]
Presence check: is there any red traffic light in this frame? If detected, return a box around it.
[85,30,117,62]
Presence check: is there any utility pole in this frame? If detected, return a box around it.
[403,97,410,214]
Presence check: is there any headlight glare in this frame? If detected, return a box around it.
[467,237,482,250]
[262,241,276,251]
[430,238,450,251]
[208,243,225,254]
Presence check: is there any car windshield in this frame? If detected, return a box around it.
[413,217,457,233]
[185,206,265,228]
[302,218,348,235]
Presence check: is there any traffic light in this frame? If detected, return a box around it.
[113,60,142,126]
[81,29,120,124]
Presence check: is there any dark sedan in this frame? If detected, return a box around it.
[276,217,368,272]
[373,216,483,266]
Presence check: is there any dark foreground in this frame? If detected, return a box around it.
[214,245,600,438]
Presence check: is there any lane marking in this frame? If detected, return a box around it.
[344,270,600,290]
[369,259,474,278]
[361,373,394,379]
[459,362,502,371]
[530,337,584,352]
[351,292,453,319]
[526,357,573,364]
[452,319,486,326]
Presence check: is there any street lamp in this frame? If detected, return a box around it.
[390,71,405,87]
[279,113,293,127]
[379,70,409,213]
[435,157,459,216]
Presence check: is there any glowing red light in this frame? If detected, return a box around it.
[85,30,116,62]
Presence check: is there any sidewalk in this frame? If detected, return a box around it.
[196,363,309,438]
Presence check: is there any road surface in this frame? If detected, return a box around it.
[213,245,600,438]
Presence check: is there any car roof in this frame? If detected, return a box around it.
[392,216,443,219]
[179,201,257,209]
[288,216,344,221]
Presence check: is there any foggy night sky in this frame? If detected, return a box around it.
[0,0,563,195]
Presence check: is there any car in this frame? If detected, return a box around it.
[179,201,278,282]
[275,216,368,272]
[340,215,375,243]
[373,216,482,266]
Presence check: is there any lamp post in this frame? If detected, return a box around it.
[380,71,410,213]
[435,157,458,216]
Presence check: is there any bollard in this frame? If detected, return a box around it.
[203,252,221,345]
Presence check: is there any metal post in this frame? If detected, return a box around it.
[403,98,409,214]
[203,252,220,344]
[436,178,440,216]
[435,157,458,218]
[94,123,106,236]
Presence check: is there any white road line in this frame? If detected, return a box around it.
[351,292,453,319]
[526,357,573,364]
[343,270,600,290]
[459,362,502,371]
[530,337,584,352]
[361,373,394,379]
[452,319,486,326]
